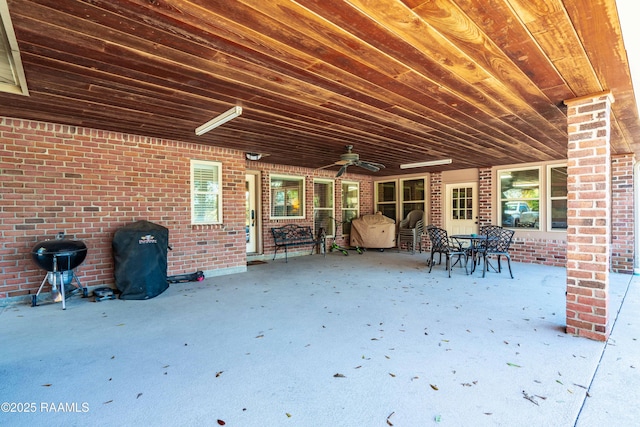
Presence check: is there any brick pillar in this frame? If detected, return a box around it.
[478,167,492,228]
[611,154,635,273]
[564,91,614,341]
[430,172,442,227]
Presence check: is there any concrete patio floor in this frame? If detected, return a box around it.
[1,250,638,426]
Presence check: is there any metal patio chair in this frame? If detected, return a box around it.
[426,226,468,277]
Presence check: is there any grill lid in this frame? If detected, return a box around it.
[31,239,88,272]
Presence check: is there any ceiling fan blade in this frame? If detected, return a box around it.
[316,159,350,171]
[355,160,385,172]
[316,163,337,171]
[336,164,349,177]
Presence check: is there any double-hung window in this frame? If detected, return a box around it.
[401,178,426,219]
[341,181,359,235]
[191,160,223,225]
[548,165,568,230]
[313,179,334,236]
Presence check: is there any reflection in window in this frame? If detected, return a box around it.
[270,175,304,219]
[499,168,540,229]
[314,180,334,236]
[342,181,359,235]
[549,166,568,230]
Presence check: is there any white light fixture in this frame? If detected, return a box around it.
[195,106,242,135]
[246,152,262,161]
[400,158,452,169]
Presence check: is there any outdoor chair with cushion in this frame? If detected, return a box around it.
[426,226,468,277]
[397,210,425,254]
[481,227,515,278]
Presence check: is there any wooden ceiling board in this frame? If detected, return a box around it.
[1,0,638,176]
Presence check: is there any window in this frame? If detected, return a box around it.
[451,186,474,220]
[401,178,426,219]
[314,179,334,236]
[270,175,304,219]
[548,165,567,230]
[191,160,223,225]
[341,181,359,235]
[376,180,397,221]
[499,168,540,229]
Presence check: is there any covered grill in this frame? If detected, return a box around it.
[31,233,88,309]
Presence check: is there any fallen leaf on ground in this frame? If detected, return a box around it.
[333,373,346,378]
[386,411,395,425]
[136,393,142,399]
[216,371,223,377]
[217,419,226,425]
[522,390,539,406]
[507,362,521,368]
[430,384,439,390]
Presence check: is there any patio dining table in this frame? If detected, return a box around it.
[451,234,497,274]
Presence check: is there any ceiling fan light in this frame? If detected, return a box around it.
[400,159,452,169]
[195,106,242,135]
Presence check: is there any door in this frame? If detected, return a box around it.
[246,174,258,253]
[445,182,478,235]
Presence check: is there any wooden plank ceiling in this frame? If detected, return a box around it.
[1,0,639,176]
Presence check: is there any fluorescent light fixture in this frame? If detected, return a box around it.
[195,106,242,135]
[400,158,452,169]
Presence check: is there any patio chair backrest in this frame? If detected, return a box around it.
[480,224,502,237]
[401,210,425,229]
[487,228,514,253]
[426,226,450,251]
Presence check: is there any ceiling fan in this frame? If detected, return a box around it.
[318,145,386,177]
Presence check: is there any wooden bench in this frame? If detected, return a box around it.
[271,224,325,262]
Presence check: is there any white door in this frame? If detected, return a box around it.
[246,174,258,253]
[445,182,478,235]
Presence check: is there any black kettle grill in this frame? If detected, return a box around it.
[31,232,88,309]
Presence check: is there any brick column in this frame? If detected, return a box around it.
[611,154,635,273]
[430,172,443,227]
[564,91,614,341]
[478,167,492,228]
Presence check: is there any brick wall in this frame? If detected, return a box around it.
[510,238,566,267]
[254,165,374,258]
[478,167,492,228]
[611,154,635,273]
[0,117,247,300]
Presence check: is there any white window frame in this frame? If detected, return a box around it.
[375,179,398,221]
[498,166,541,230]
[269,174,305,220]
[400,177,427,220]
[495,163,568,233]
[313,179,335,236]
[191,160,223,225]
[547,164,568,232]
[341,181,360,236]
